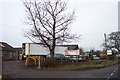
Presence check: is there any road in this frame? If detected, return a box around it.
[2,61,120,80]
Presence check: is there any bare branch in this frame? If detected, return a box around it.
[103,31,120,52]
[23,0,80,58]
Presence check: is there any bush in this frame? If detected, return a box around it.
[49,59,118,71]
[43,59,58,68]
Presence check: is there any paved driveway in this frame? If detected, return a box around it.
[2,61,119,80]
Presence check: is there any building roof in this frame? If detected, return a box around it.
[57,45,79,50]
[22,43,79,50]
[0,42,15,52]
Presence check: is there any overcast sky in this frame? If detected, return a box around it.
[0,0,119,51]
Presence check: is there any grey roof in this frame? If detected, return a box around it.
[22,43,79,50]
[0,42,15,52]
[57,45,79,50]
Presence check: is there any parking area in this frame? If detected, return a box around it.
[3,61,39,78]
[2,60,119,79]
[2,60,75,78]
[2,61,83,78]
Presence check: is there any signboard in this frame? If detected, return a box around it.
[107,50,112,55]
[29,44,49,55]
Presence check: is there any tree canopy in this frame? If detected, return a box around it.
[103,31,120,53]
[23,0,80,58]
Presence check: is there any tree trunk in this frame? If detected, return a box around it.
[50,18,56,60]
[50,49,55,59]
[117,49,120,54]
[116,47,120,54]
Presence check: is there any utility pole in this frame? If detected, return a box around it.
[104,33,107,50]
[0,48,2,79]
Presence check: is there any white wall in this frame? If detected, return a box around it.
[25,43,68,56]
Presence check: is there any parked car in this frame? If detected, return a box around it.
[65,55,84,62]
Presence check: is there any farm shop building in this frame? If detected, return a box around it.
[22,43,80,57]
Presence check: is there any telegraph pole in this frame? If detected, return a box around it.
[104,33,107,50]
[0,47,2,79]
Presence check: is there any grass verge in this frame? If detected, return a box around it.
[41,59,119,71]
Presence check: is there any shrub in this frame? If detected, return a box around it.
[43,59,58,68]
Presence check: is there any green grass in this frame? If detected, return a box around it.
[41,59,119,71]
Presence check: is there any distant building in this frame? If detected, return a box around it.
[22,43,80,57]
[14,48,22,60]
[59,45,79,50]
[84,51,93,57]
[0,42,21,61]
[58,45,80,56]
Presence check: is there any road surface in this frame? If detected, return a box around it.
[2,61,120,80]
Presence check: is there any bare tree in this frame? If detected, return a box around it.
[103,31,120,53]
[23,0,80,59]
